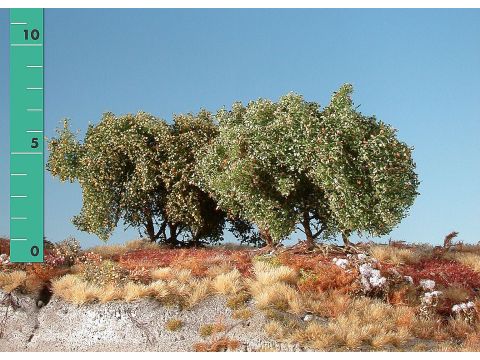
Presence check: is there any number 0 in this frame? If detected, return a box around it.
[30,246,39,257]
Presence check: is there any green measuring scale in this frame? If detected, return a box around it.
[10,8,44,262]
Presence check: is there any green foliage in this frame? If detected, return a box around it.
[164,111,226,244]
[47,111,225,245]
[308,85,419,237]
[196,84,419,245]
[48,85,418,248]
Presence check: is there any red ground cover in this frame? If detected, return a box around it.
[399,258,480,289]
[0,238,10,255]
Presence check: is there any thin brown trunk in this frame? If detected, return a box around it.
[302,211,315,250]
[260,228,274,247]
[342,230,351,246]
[145,218,156,242]
[167,223,178,246]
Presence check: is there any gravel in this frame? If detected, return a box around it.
[0,290,304,351]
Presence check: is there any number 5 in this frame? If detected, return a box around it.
[31,137,39,148]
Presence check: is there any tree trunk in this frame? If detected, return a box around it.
[260,228,274,248]
[302,211,315,250]
[189,230,200,248]
[166,223,178,246]
[341,230,351,246]
[145,218,156,242]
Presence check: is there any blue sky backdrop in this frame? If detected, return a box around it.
[1,9,479,248]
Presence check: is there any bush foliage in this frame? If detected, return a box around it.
[48,85,419,247]
[197,85,419,246]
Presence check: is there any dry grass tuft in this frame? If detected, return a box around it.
[304,290,352,318]
[87,244,128,258]
[87,239,159,258]
[123,282,151,302]
[97,283,124,303]
[51,274,102,305]
[193,337,240,352]
[165,318,183,331]
[290,298,414,350]
[370,245,422,265]
[199,322,226,338]
[205,262,234,278]
[124,239,159,251]
[297,264,357,293]
[187,278,212,308]
[411,317,449,341]
[0,271,27,293]
[23,274,45,295]
[212,269,243,295]
[232,308,253,321]
[253,261,298,286]
[150,267,173,281]
[226,291,251,310]
[249,280,304,314]
[264,320,286,340]
[149,280,189,307]
[247,261,303,314]
[442,286,471,304]
[151,267,192,283]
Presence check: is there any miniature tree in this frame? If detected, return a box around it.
[196,85,419,247]
[47,111,225,245]
[306,84,420,245]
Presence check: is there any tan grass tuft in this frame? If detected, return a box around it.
[165,318,183,331]
[149,280,169,298]
[226,291,251,310]
[124,238,159,251]
[187,278,212,308]
[123,282,151,302]
[51,274,101,304]
[370,245,422,265]
[199,322,226,338]
[305,290,351,318]
[0,271,27,293]
[212,269,242,295]
[232,308,253,321]
[193,337,240,352]
[151,267,173,281]
[264,320,285,340]
[97,283,124,303]
[250,281,304,314]
[291,298,414,350]
[442,286,471,303]
[205,263,234,278]
[253,261,298,286]
[151,267,192,283]
[87,244,127,257]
